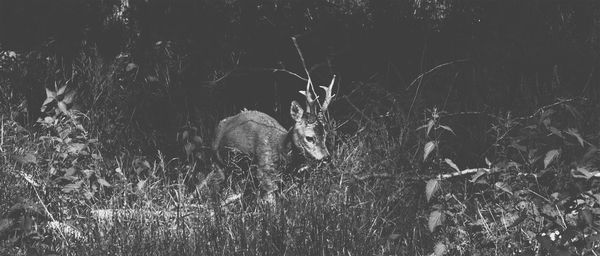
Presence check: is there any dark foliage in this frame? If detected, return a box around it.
[2,0,600,255]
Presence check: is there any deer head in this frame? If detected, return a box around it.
[292,75,336,161]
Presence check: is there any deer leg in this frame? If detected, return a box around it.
[256,153,281,196]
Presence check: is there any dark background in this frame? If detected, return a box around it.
[2,2,600,254]
[1,0,599,163]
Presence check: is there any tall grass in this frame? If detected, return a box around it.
[0,44,423,255]
[3,33,600,255]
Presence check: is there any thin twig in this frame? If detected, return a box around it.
[406,59,470,91]
[291,36,313,84]
[272,68,308,81]
[436,168,490,180]
[32,182,56,222]
[1,115,4,151]
[406,45,430,125]
[199,70,234,88]
[17,169,65,240]
[292,36,322,110]
[513,97,579,121]
[581,67,594,95]
[199,67,308,88]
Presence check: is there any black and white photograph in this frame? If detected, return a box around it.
[1,0,600,255]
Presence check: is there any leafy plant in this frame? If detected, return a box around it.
[422,99,600,255]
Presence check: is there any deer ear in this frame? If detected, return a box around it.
[290,101,304,122]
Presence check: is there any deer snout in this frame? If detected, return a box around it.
[319,148,331,162]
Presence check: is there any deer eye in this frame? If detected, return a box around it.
[306,136,315,143]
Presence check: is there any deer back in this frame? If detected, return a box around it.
[212,110,289,164]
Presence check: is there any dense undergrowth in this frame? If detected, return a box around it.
[0,46,421,255]
[2,3,600,253]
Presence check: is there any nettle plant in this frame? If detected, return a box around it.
[422,100,600,255]
[491,100,586,171]
[418,107,455,163]
[38,85,111,201]
[417,107,459,256]
[489,100,600,254]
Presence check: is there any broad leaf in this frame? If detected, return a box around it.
[470,169,488,182]
[433,242,447,256]
[566,128,584,147]
[42,95,55,107]
[62,90,76,105]
[426,120,434,137]
[126,62,138,72]
[444,158,460,172]
[548,127,563,138]
[97,178,112,187]
[58,101,69,114]
[428,210,444,232]
[439,125,455,135]
[62,181,83,193]
[425,179,440,202]
[495,182,513,194]
[57,84,67,95]
[136,179,147,191]
[45,87,56,100]
[544,149,560,168]
[423,141,436,161]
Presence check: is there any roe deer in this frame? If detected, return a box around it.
[212,76,336,196]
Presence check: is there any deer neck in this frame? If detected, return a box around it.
[281,128,294,157]
[282,127,306,167]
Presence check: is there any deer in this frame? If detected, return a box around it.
[211,76,336,199]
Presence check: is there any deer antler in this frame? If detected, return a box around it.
[319,75,336,112]
[299,79,316,114]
